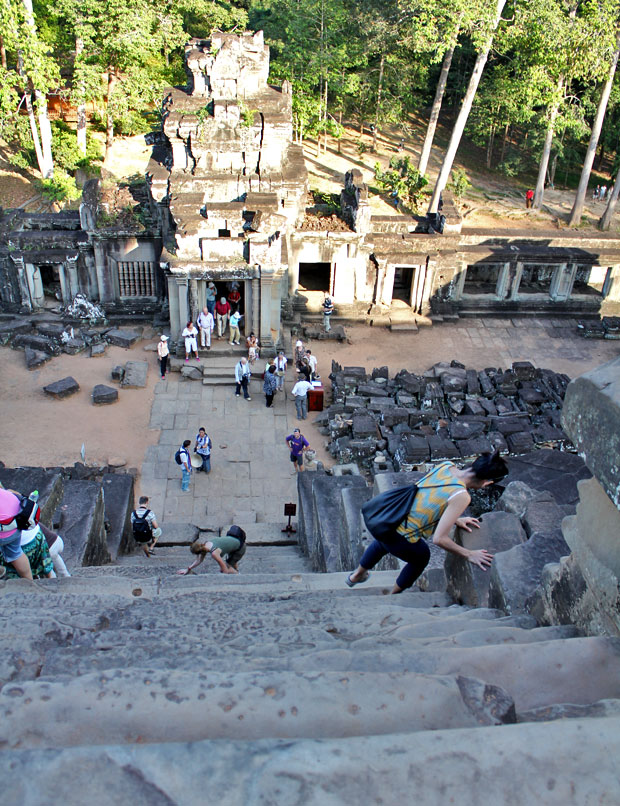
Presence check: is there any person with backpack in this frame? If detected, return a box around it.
[176,525,247,575]
[131,496,162,557]
[0,488,35,579]
[346,451,508,595]
[175,440,192,491]
[322,293,334,332]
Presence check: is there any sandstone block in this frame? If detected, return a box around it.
[92,384,119,405]
[43,376,80,399]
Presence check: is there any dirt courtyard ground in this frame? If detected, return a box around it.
[0,320,617,477]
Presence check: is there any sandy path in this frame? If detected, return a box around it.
[0,342,161,470]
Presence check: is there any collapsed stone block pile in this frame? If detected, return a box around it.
[317,360,572,472]
[577,316,620,339]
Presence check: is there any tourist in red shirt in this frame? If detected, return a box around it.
[215,297,231,338]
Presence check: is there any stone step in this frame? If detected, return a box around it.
[0,670,516,750]
[4,717,619,805]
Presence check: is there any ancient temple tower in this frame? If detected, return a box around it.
[146,31,308,345]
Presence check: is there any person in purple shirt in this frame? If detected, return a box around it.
[285,428,309,473]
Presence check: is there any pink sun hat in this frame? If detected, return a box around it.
[0,489,21,538]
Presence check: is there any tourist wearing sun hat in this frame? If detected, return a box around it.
[157,334,170,379]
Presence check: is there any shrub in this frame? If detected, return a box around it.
[447,168,471,200]
[37,171,81,202]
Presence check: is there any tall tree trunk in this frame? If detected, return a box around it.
[533,83,563,209]
[486,122,496,169]
[22,0,53,178]
[372,52,385,152]
[499,122,509,165]
[549,151,559,186]
[75,36,87,156]
[598,168,620,230]
[568,33,620,226]
[428,0,506,215]
[418,44,455,177]
[17,53,46,177]
[0,35,7,69]
[105,71,117,160]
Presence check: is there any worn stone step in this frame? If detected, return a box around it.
[0,669,516,750]
[3,717,619,806]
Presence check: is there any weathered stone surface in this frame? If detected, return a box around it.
[110,365,125,382]
[503,450,590,505]
[90,343,107,357]
[428,436,460,460]
[445,511,527,607]
[106,329,141,348]
[13,333,60,354]
[458,436,493,457]
[181,364,203,380]
[120,361,148,388]
[521,495,572,538]
[562,355,620,508]
[52,480,108,566]
[351,412,377,438]
[311,475,367,571]
[449,420,485,440]
[24,347,52,369]
[36,322,67,339]
[495,481,542,519]
[43,376,80,399]
[101,473,134,559]
[2,717,620,806]
[512,361,537,381]
[506,431,535,454]
[92,384,119,405]
[62,337,87,355]
[380,406,409,427]
[489,528,571,616]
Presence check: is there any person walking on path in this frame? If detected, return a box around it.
[263,364,278,407]
[227,284,241,312]
[291,377,312,419]
[234,356,252,400]
[131,496,162,557]
[215,297,231,338]
[194,427,212,473]
[177,526,247,575]
[229,309,242,345]
[206,282,218,315]
[0,488,33,579]
[182,322,200,362]
[178,440,192,492]
[157,334,170,380]
[322,293,334,331]
[525,189,534,208]
[197,307,214,350]
[346,452,508,595]
[275,351,287,390]
[285,428,309,473]
[39,523,71,576]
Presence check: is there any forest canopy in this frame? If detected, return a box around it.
[2,0,620,225]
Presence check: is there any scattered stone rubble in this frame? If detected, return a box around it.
[577,316,620,338]
[316,360,571,472]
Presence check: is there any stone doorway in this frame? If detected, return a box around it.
[298,262,331,292]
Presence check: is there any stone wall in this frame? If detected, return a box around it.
[530,356,620,636]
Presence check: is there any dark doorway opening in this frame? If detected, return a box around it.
[518,264,553,295]
[299,262,331,291]
[463,264,500,296]
[393,267,414,303]
[38,264,62,299]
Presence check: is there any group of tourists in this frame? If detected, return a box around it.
[593,185,608,201]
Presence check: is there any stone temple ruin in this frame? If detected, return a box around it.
[2,29,620,335]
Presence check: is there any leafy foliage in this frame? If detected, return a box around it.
[374,155,429,210]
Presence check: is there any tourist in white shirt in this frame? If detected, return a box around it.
[306,349,318,379]
[274,351,287,390]
[291,378,313,420]
[182,321,199,362]
[197,307,214,349]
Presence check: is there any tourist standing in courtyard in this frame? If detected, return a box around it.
[177,525,247,575]
[182,321,199,362]
[197,306,214,350]
[157,334,170,379]
[275,351,287,390]
[291,376,312,419]
[346,452,508,595]
[285,428,310,473]
[234,356,252,400]
[215,297,231,338]
[178,440,192,492]
[263,364,278,407]
[306,349,318,379]
[322,293,334,331]
[131,496,162,557]
[194,427,212,473]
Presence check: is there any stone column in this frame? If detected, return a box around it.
[67,255,80,298]
[259,271,274,348]
[177,278,189,332]
[509,261,524,300]
[167,276,181,338]
[189,278,199,322]
[251,272,260,336]
[550,262,575,301]
[12,256,32,309]
[496,262,513,299]
[93,240,111,303]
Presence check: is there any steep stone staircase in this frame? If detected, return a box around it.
[2,539,620,803]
